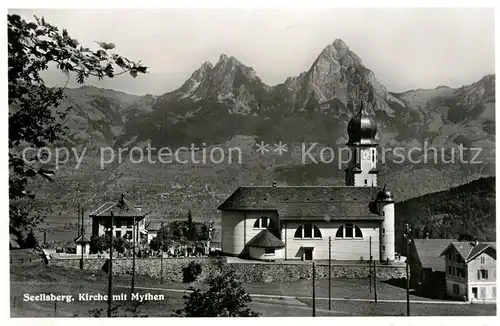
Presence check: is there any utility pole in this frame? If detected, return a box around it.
[160,248,164,284]
[160,219,164,284]
[208,220,213,255]
[107,211,114,317]
[369,236,372,259]
[131,216,136,294]
[80,208,84,269]
[373,260,378,303]
[369,237,372,293]
[312,262,316,317]
[328,236,331,311]
[404,223,412,316]
[77,204,80,237]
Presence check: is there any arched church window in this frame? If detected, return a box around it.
[314,225,322,238]
[335,224,363,239]
[253,217,275,230]
[335,226,343,238]
[294,225,303,238]
[294,224,322,239]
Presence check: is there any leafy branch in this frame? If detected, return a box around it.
[8,13,147,235]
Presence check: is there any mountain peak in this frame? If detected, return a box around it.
[216,53,245,68]
[188,61,214,83]
[317,39,352,62]
[219,53,229,63]
[201,61,214,69]
[333,39,349,51]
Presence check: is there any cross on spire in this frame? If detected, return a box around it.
[117,193,126,210]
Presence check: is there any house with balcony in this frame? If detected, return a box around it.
[89,196,147,243]
[440,241,496,302]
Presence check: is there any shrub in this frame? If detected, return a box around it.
[21,231,39,249]
[182,261,202,283]
[175,270,260,317]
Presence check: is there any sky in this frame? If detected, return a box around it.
[9,8,495,96]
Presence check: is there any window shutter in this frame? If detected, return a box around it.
[477,270,481,280]
[493,269,496,281]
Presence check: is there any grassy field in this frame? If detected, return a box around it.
[11,263,327,317]
[299,298,497,316]
[10,262,496,317]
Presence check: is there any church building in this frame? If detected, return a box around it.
[218,102,396,262]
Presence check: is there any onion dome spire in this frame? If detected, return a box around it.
[376,183,395,203]
[346,97,377,146]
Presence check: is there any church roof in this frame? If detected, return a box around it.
[246,229,285,248]
[218,186,383,221]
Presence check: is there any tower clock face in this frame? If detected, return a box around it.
[361,150,371,160]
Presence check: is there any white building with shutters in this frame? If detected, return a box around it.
[440,241,496,302]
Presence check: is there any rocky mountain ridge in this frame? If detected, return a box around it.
[28,39,495,221]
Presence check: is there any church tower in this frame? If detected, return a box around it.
[345,100,378,187]
[377,186,395,261]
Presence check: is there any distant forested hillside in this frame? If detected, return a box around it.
[395,177,496,254]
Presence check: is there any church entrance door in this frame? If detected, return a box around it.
[304,248,314,261]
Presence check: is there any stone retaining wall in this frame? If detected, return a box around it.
[110,257,225,283]
[226,262,406,283]
[47,256,406,283]
[48,257,107,270]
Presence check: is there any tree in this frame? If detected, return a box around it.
[184,209,199,242]
[90,234,131,254]
[457,233,476,242]
[112,236,131,254]
[187,209,193,227]
[174,270,260,317]
[8,14,147,234]
[9,199,43,245]
[149,225,174,251]
[187,209,193,232]
[170,220,188,243]
[90,235,109,254]
[21,230,40,249]
[197,223,209,241]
